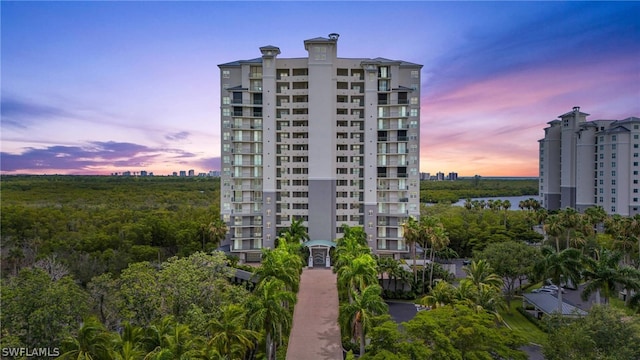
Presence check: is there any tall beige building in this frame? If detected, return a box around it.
[218,34,422,263]
[539,107,640,216]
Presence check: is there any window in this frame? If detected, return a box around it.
[223,108,231,116]
[411,70,419,78]
[410,108,418,117]
[222,70,230,78]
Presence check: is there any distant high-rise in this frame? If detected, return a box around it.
[539,107,640,216]
[219,34,422,262]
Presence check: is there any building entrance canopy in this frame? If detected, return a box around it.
[302,240,336,268]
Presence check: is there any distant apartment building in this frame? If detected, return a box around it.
[447,172,458,181]
[539,107,640,216]
[218,34,422,262]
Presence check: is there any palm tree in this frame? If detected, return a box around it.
[502,199,511,222]
[145,322,202,360]
[256,242,303,293]
[279,217,310,244]
[334,229,370,272]
[337,254,378,302]
[418,280,455,309]
[246,278,296,360]
[426,220,449,291]
[207,304,259,359]
[559,207,580,249]
[534,246,583,315]
[606,215,636,265]
[208,217,228,250]
[111,322,145,360]
[463,259,504,290]
[59,317,112,360]
[581,249,640,305]
[339,284,388,357]
[402,217,420,283]
[544,214,564,252]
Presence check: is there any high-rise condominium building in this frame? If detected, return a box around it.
[218,34,422,263]
[539,107,640,216]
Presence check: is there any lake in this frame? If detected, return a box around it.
[450,195,538,210]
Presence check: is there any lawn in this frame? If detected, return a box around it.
[499,299,547,346]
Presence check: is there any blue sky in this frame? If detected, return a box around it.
[2,1,639,176]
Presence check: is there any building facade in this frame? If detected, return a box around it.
[539,107,640,216]
[218,34,422,262]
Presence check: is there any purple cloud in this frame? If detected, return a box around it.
[0,141,199,174]
[1,96,71,129]
[165,131,190,141]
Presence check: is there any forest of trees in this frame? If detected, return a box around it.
[2,175,640,359]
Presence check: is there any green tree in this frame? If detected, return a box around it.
[534,246,583,315]
[246,278,296,360]
[476,241,540,307]
[59,317,112,360]
[339,284,388,357]
[1,268,89,349]
[337,254,378,302]
[279,217,310,244]
[463,259,504,290]
[581,248,640,305]
[207,304,259,359]
[544,305,640,360]
[403,304,526,360]
[402,217,420,284]
[256,242,303,293]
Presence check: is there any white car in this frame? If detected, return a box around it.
[542,285,565,293]
[532,288,557,295]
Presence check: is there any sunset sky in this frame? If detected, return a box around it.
[2,1,639,176]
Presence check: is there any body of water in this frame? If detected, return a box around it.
[450,195,538,210]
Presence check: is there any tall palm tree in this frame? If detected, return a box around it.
[581,249,640,305]
[606,215,636,265]
[501,200,511,227]
[334,231,370,272]
[426,221,449,291]
[338,254,379,302]
[246,278,296,360]
[59,317,112,360]
[544,214,564,252]
[208,217,228,250]
[339,284,388,357]
[207,304,259,359]
[534,246,583,315]
[256,242,303,293]
[280,217,310,244]
[402,216,420,283]
[559,207,580,249]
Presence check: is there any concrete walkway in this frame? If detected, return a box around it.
[287,268,343,360]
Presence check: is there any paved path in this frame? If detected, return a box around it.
[287,268,343,360]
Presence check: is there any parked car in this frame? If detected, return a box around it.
[532,288,557,295]
[542,284,566,293]
[462,259,471,265]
